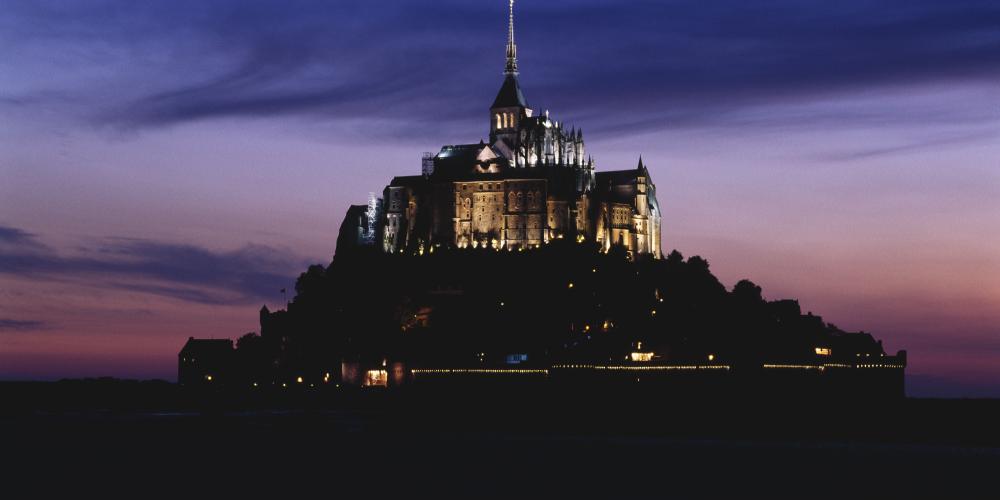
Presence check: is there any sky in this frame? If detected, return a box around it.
[1,0,998,396]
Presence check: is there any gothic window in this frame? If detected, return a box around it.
[502,113,508,129]
[496,114,502,129]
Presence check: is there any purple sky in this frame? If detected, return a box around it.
[1,0,999,396]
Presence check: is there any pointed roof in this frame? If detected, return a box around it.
[491,73,528,109]
[638,155,650,175]
[505,0,518,75]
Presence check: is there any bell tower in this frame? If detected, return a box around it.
[490,0,532,164]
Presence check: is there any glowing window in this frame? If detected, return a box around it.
[815,347,832,356]
[364,370,388,387]
[630,352,654,362]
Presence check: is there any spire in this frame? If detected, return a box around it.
[638,155,644,169]
[505,0,518,75]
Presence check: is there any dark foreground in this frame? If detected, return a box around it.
[3,382,999,498]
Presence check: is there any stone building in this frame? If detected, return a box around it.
[177,337,234,386]
[349,1,662,259]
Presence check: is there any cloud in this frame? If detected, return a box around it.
[817,130,1000,162]
[2,0,998,139]
[0,318,47,332]
[0,225,313,305]
[0,226,43,246]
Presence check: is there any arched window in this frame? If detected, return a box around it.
[509,113,515,128]
[496,114,502,129]
[503,113,509,129]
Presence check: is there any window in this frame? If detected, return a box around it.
[364,370,388,387]
[496,114,502,129]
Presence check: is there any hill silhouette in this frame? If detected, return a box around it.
[228,241,894,387]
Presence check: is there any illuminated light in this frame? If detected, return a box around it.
[814,347,832,356]
[602,320,610,330]
[707,354,715,362]
[205,375,213,382]
[253,382,258,387]
[763,364,824,371]
[592,365,731,371]
[323,373,331,383]
[411,369,549,375]
[282,383,288,388]
[630,352,654,362]
[365,369,389,387]
[592,268,597,273]
[500,301,505,307]
[568,282,574,289]
[583,325,590,332]
[651,309,657,316]
[296,376,304,383]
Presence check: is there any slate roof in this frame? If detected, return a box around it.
[178,338,233,357]
[491,74,529,109]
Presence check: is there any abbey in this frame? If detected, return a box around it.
[346,1,662,258]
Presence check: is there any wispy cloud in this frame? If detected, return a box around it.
[0,318,47,332]
[2,0,998,138]
[0,225,312,305]
[818,130,999,162]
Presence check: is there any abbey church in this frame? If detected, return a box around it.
[343,1,662,258]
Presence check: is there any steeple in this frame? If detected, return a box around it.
[505,0,518,75]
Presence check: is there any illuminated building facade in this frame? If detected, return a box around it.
[357,1,662,257]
